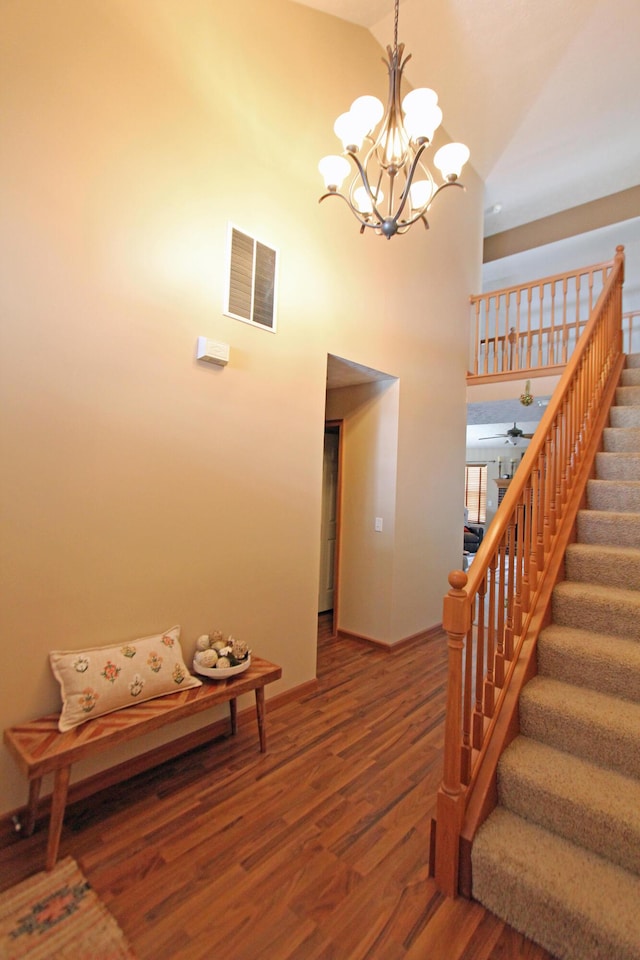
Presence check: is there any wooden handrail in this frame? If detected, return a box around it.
[433,245,625,898]
[469,257,618,380]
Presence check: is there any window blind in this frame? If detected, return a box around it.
[465,464,487,524]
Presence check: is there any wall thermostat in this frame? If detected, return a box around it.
[196,337,230,366]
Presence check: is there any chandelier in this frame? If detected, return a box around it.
[318,0,469,239]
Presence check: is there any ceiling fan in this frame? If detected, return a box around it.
[479,422,535,445]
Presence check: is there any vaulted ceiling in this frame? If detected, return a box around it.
[293,0,640,239]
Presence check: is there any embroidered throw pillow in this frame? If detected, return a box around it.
[49,625,201,732]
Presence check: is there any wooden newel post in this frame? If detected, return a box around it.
[434,569,470,897]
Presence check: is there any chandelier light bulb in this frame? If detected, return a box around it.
[318,155,351,191]
[403,100,443,144]
[434,142,470,181]
[402,88,441,143]
[349,95,384,135]
[334,112,365,152]
[408,179,434,210]
[354,185,384,214]
[402,87,438,113]
[380,119,409,170]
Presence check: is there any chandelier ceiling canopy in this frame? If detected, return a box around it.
[318,0,470,239]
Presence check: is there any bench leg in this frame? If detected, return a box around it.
[46,765,70,871]
[23,777,43,836]
[229,697,238,736]
[255,687,267,753]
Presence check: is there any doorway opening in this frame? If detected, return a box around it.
[319,353,399,643]
[318,421,341,638]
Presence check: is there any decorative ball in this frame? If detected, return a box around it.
[196,649,218,667]
[216,656,231,669]
[195,634,211,651]
[210,630,225,646]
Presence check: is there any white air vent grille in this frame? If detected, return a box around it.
[225,225,278,332]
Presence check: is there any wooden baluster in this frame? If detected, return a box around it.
[521,480,531,615]
[495,541,506,688]
[472,576,486,751]
[508,326,516,370]
[460,614,474,786]
[565,389,573,492]
[484,295,491,376]
[576,371,583,476]
[549,280,557,364]
[526,286,533,368]
[505,293,511,369]
[548,419,558,538]
[538,283,544,367]
[590,327,599,419]
[512,504,524,637]
[435,569,471,898]
[484,553,498,719]
[555,416,563,518]
[574,273,581,359]
[543,436,553,557]
[579,354,587,457]
[529,465,539,595]
[500,532,513,660]
[560,396,569,507]
[562,276,569,363]
[493,294,501,376]
[515,288,522,370]
[570,379,579,485]
[507,517,517,653]
[472,297,480,376]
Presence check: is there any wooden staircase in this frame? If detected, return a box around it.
[431,247,632,929]
[471,354,640,960]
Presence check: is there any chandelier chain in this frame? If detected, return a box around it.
[393,0,399,56]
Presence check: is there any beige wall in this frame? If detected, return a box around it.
[0,0,483,814]
[326,379,399,639]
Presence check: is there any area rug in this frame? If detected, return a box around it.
[0,856,137,959]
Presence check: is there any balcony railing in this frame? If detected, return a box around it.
[469,254,622,383]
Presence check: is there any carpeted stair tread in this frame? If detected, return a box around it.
[587,478,640,512]
[616,384,640,406]
[595,450,640,480]
[497,736,640,874]
[519,676,640,778]
[564,542,640,590]
[552,579,640,639]
[576,508,640,547]
[538,623,640,701]
[609,405,640,429]
[472,808,640,960]
[603,426,640,451]
[626,353,640,369]
[621,367,640,386]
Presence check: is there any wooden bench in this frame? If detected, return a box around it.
[4,655,282,870]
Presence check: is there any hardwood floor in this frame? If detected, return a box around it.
[0,615,554,959]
